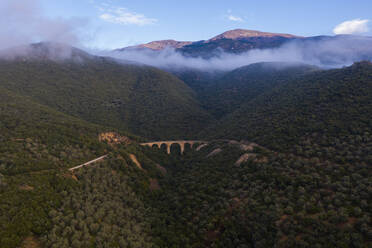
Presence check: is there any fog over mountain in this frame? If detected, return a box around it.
[108,33,372,71]
[3,34,370,72]
[1,5,371,72]
[0,0,87,50]
[0,0,371,72]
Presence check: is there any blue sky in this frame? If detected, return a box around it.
[9,0,372,49]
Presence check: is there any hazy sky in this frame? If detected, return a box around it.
[2,0,372,49]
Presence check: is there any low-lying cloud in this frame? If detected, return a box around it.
[0,0,87,50]
[106,35,372,71]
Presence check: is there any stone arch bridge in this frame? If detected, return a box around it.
[140,140,208,154]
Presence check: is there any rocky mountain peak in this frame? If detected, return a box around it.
[209,29,301,41]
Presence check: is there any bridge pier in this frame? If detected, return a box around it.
[180,143,185,154]
[167,144,171,154]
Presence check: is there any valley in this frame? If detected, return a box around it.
[0,30,371,248]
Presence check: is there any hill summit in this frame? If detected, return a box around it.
[209,29,301,41]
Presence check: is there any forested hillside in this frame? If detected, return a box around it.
[205,61,372,150]
[0,45,213,140]
[199,62,318,118]
[3,138,370,247]
[0,43,371,248]
[0,86,110,175]
[0,86,112,247]
[142,141,371,247]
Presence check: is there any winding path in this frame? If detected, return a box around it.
[69,155,108,171]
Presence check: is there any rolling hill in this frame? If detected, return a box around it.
[0,85,112,247]
[199,62,319,119]
[0,85,111,174]
[205,61,372,150]
[0,43,214,140]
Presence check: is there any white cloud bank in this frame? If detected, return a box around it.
[228,15,244,22]
[105,35,372,71]
[99,6,157,26]
[226,10,244,22]
[333,19,370,35]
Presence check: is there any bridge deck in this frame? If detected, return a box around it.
[140,140,208,154]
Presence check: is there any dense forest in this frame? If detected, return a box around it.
[0,85,113,247]
[35,141,372,247]
[146,142,371,247]
[0,45,213,140]
[0,45,370,248]
[198,62,318,119]
[204,61,372,149]
[42,158,153,248]
[0,86,111,175]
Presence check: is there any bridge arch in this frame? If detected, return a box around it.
[159,143,167,153]
[184,143,192,153]
[170,143,181,155]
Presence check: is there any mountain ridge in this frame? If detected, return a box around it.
[116,29,372,63]
[120,40,192,51]
[118,28,302,52]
